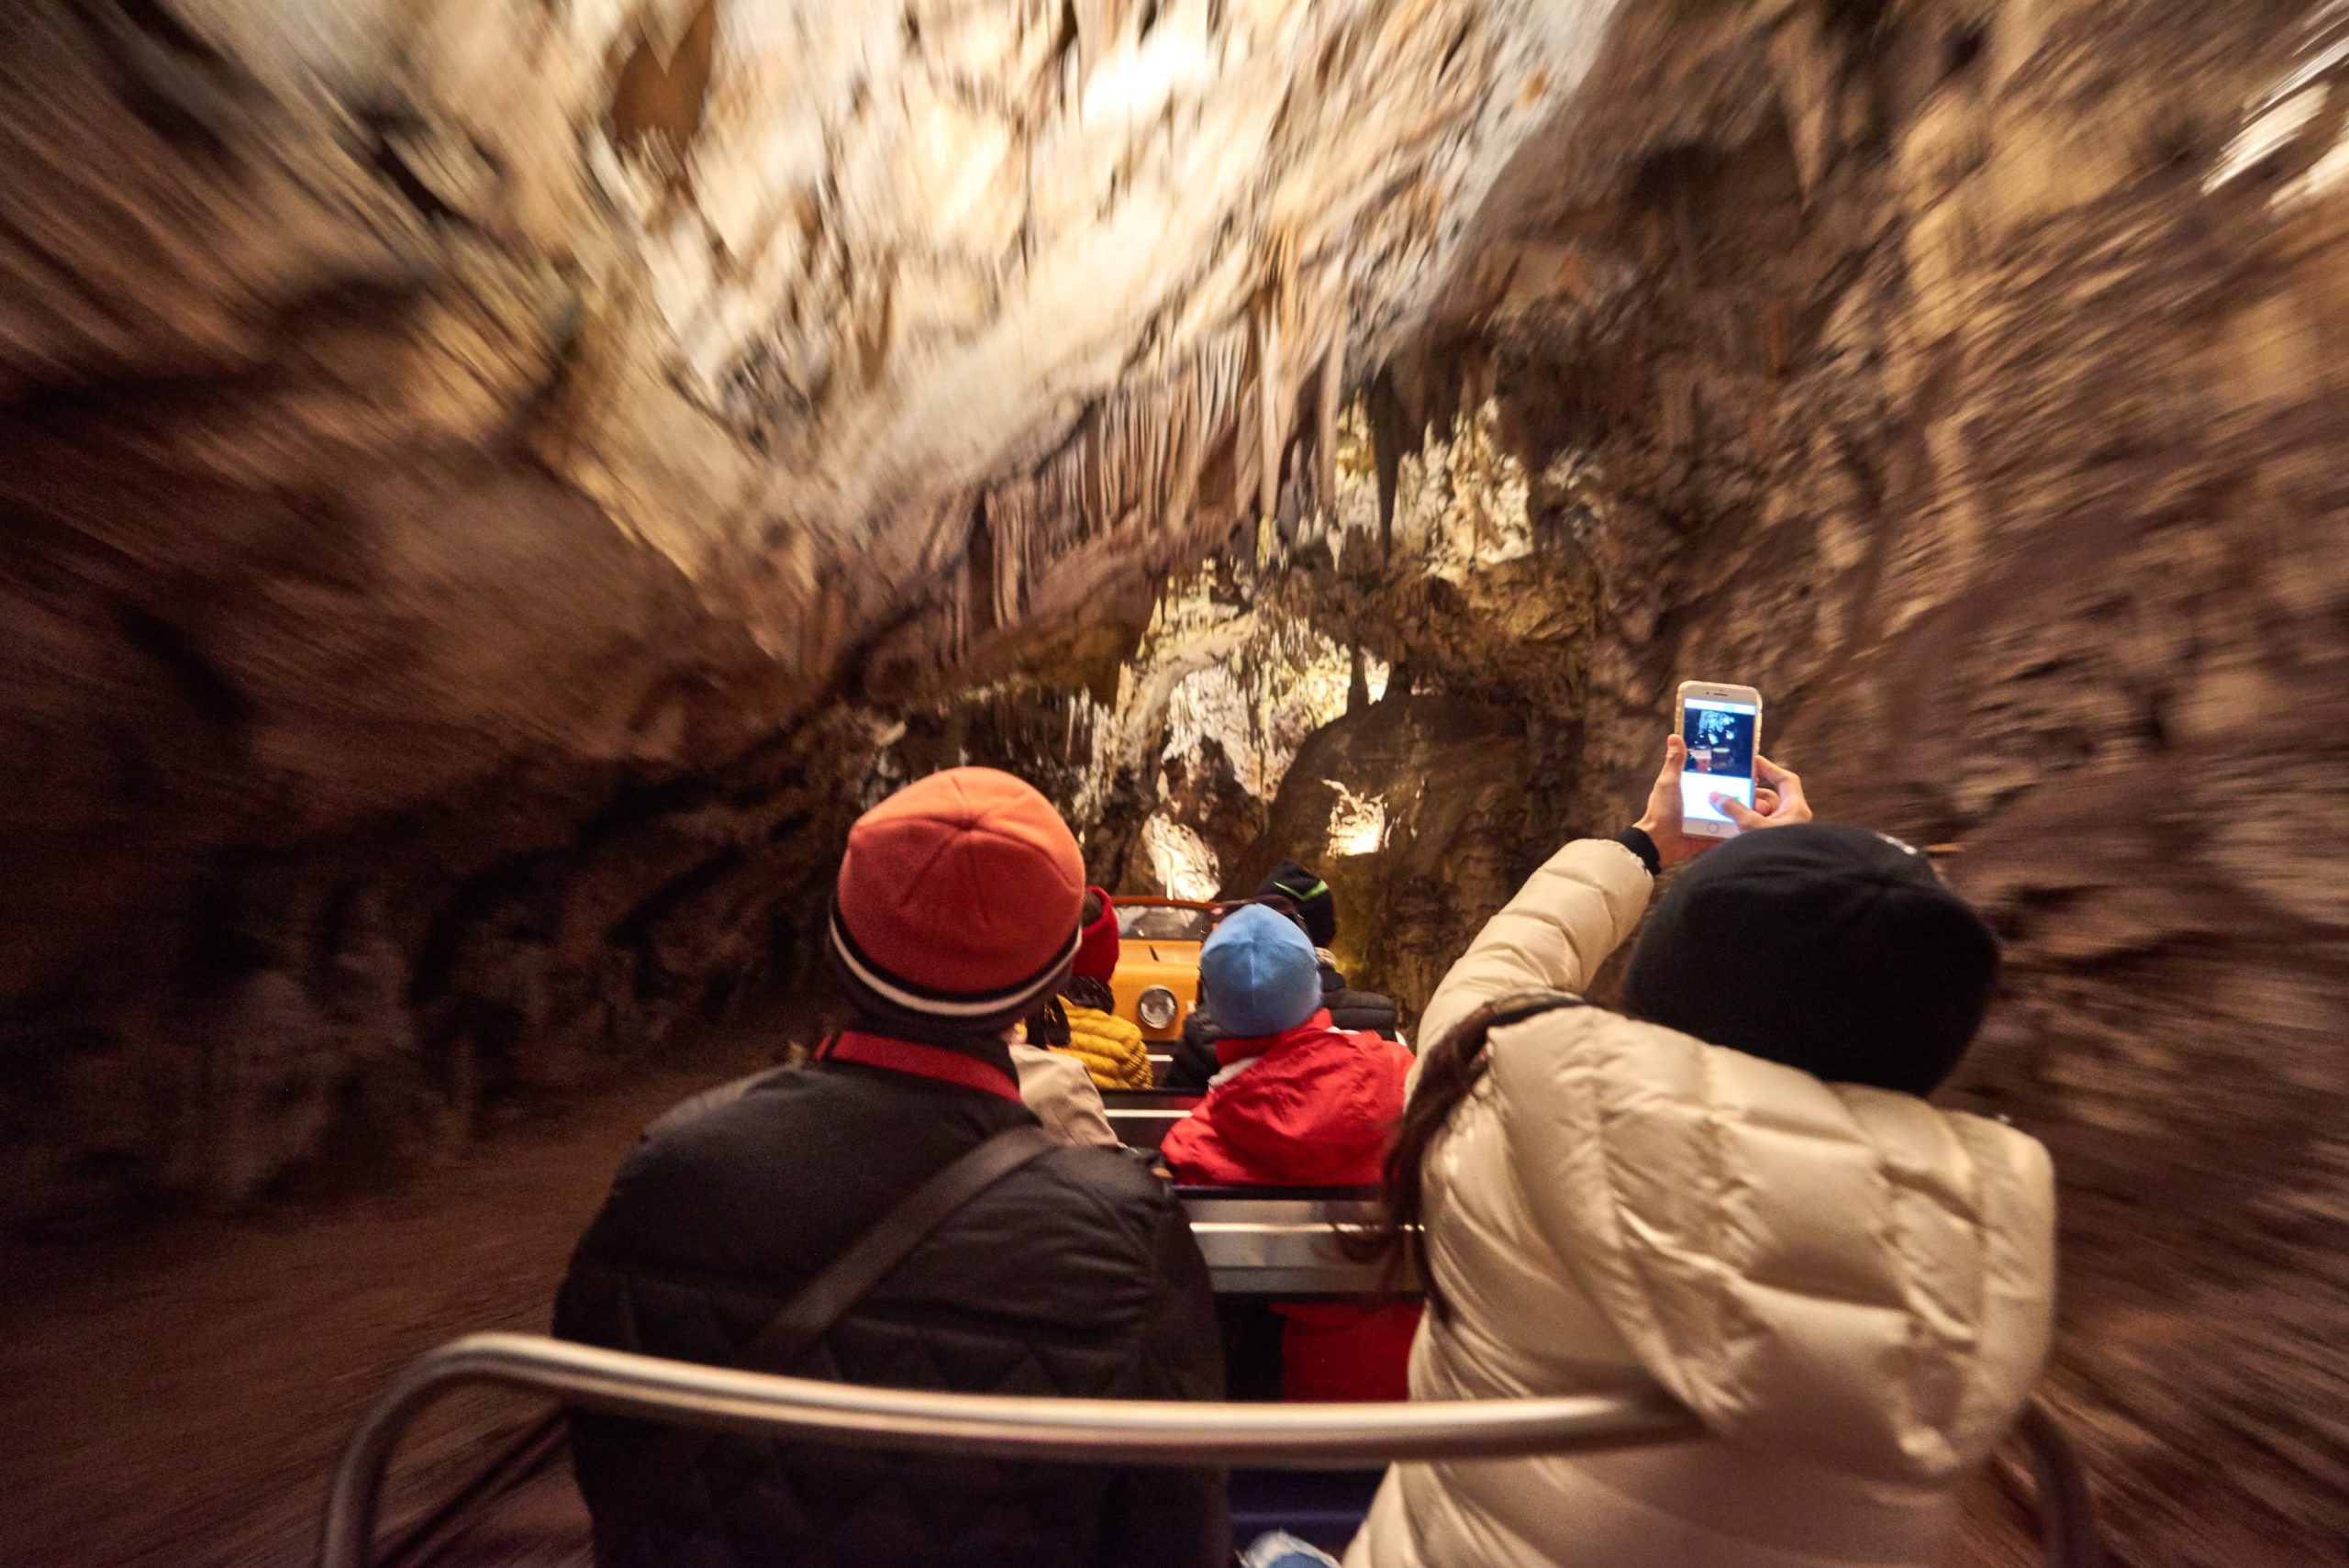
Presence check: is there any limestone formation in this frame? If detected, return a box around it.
[1226,692,1534,1018]
[1227,4,2349,1560]
[0,0,1607,1223]
[5,1,2347,1562]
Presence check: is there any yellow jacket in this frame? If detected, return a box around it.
[1058,1004,1155,1090]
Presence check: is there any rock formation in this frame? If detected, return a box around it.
[0,0,1607,1221]
[5,0,2347,1561]
[1225,691,1533,1018]
[1211,4,2349,1560]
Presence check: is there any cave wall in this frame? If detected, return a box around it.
[1222,692,1534,1027]
[0,0,1611,1228]
[6,0,2343,1553]
[1313,2,2349,1560]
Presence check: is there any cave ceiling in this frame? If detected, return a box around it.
[3,0,1615,674]
[0,0,1617,997]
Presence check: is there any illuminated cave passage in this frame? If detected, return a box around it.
[5,3,2349,1564]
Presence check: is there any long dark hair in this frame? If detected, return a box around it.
[1353,990,1584,1322]
[1063,975,1115,1013]
[1023,996,1072,1048]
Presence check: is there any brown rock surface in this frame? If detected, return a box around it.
[0,0,1608,1224]
[1222,692,1534,1023]
[1265,3,2349,1560]
[6,0,2348,1562]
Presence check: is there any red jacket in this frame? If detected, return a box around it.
[1161,1010,1422,1401]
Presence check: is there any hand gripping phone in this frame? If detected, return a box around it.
[1676,681,1764,839]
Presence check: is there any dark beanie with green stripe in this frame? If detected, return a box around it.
[1255,859,1337,948]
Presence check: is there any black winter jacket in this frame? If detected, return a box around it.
[1165,960,1403,1089]
[554,1050,1230,1568]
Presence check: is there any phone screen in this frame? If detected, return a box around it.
[1681,697,1758,824]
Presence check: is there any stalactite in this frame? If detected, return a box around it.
[1253,296,1283,527]
[994,493,1025,630]
[1368,364,1406,558]
[1136,390,1174,533]
[1125,394,1149,528]
[1203,330,1247,433]
[1163,420,1202,544]
[1315,306,1346,523]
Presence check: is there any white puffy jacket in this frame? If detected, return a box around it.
[1345,839,2056,1568]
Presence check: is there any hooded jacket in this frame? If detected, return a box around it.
[1161,1011,1412,1185]
[1161,1010,1421,1401]
[1167,962,1401,1089]
[1345,839,2056,1568]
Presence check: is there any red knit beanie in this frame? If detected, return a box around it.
[1073,887,1120,983]
[829,768,1086,1030]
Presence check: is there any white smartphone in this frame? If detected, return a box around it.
[1676,681,1764,839]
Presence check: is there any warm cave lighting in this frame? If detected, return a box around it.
[2206,33,2349,207]
[1324,781,1389,859]
[1079,26,1211,124]
[12,0,2337,1561]
[1143,814,1220,901]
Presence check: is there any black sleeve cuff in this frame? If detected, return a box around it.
[1612,827,1662,877]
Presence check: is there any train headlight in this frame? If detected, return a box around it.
[1137,986,1180,1031]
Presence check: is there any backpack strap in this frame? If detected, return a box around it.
[592,1124,1063,1554]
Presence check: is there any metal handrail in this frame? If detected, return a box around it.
[319,1332,1698,1568]
[320,1331,2099,1568]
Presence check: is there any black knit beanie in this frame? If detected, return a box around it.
[1623,823,1999,1097]
[1256,859,1337,948]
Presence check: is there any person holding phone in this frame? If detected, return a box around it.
[1676,681,1766,838]
[1343,732,2056,1568]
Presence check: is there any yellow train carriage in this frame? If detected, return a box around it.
[1107,897,1218,1043]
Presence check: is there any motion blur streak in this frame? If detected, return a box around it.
[2,2,2344,1565]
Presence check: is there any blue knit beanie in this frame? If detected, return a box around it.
[1199,905,1324,1039]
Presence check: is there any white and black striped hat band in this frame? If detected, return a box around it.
[828,902,1082,1020]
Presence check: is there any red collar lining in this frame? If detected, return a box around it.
[1213,1007,1336,1068]
[819,1030,1024,1104]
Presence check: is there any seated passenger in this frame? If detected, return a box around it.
[1345,740,2056,1568]
[642,1036,1120,1152]
[1168,861,1399,1089]
[1009,1034,1120,1147]
[1054,888,1156,1089]
[1161,905,1420,1402]
[556,767,1228,1568]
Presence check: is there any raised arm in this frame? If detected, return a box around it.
[1416,838,1654,1053]
[1417,736,1814,1053]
